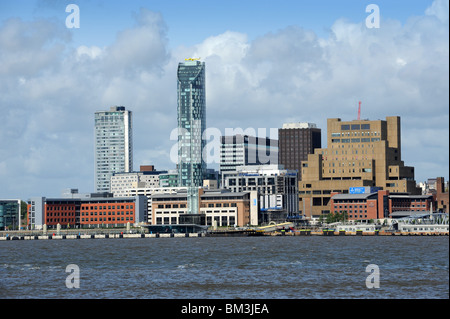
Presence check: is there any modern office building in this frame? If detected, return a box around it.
[151,188,258,227]
[220,134,278,180]
[110,165,167,197]
[177,59,206,188]
[222,164,298,223]
[299,116,421,220]
[94,106,133,193]
[27,195,147,230]
[278,122,321,180]
[0,199,21,230]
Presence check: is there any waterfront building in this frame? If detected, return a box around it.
[0,199,21,230]
[299,116,421,220]
[330,189,434,221]
[427,177,449,213]
[177,59,207,217]
[27,195,146,230]
[151,188,258,227]
[222,164,298,224]
[278,122,321,180]
[94,106,133,193]
[111,186,186,224]
[177,60,206,188]
[220,134,278,182]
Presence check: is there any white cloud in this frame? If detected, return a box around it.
[76,45,103,60]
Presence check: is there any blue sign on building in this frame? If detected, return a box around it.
[349,187,380,194]
[349,187,366,194]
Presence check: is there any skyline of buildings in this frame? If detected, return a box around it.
[1,59,448,230]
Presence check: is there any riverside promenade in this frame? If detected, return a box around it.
[1,228,448,240]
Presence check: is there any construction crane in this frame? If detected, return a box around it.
[357,101,361,120]
[185,57,201,61]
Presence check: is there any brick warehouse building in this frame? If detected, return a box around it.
[27,195,147,230]
[330,189,434,221]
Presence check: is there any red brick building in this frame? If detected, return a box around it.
[435,177,449,213]
[27,195,147,230]
[330,190,433,221]
[330,190,389,220]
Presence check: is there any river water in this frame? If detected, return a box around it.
[0,236,448,299]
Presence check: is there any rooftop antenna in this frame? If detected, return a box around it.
[357,101,361,120]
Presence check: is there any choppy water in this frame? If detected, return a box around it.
[0,236,448,299]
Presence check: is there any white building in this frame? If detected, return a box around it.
[222,164,298,224]
[94,106,133,193]
[110,181,186,224]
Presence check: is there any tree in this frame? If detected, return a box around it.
[20,201,28,225]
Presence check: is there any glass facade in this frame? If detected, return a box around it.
[177,60,206,188]
[0,200,20,230]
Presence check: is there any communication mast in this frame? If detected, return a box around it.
[357,101,361,120]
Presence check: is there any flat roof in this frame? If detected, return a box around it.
[389,194,433,199]
[332,193,378,200]
[201,192,249,198]
[391,211,433,218]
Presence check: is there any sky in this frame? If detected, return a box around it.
[0,0,448,201]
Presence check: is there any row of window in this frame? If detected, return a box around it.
[47,218,75,223]
[156,210,236,215]
[81,205,132,210]
[47,206,75,211]
[332,138,381,143]
[47,212,75,217]
[81,211,133,216]
[81,217,132,222]
[341,124,371,130]
[155,216,235,226]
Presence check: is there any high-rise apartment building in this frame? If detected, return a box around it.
[220,134,278,180]
[94,106,133,192]
[177,59,206,215]
[299,116,421,220]
[278,123,321,180]
[177,60,206,187]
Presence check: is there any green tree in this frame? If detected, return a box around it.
[20,201,28,225]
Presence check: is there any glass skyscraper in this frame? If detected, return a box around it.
[177,60,206,187]
[177,59,206,215]
[94,106,133,192]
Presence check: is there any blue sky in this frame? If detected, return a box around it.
[0,0,448,200]
[1,0,436,48]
